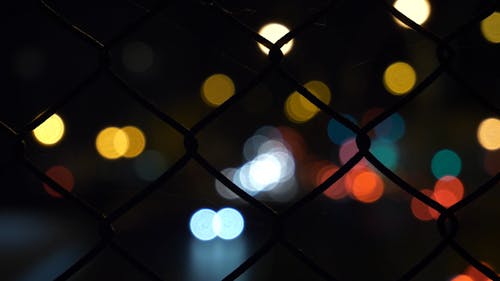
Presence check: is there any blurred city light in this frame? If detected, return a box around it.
[451,274,474,281]
[122,126,146,158]
[95,127,129,160]
[477,117,500,150]
[480,11,500,43]
[393,0,431,28]
[374,113,406,141]
[201,74,235,107]
[350,170,384,203]
[431,149,462,179]
[32,114,65,146]
[257,23,294,55]
[285,80,331,123]
[410,189,434,221]
[327,115,356,145]
[43,165,74,198]
[189,208,244,241]
[383,61,417,95]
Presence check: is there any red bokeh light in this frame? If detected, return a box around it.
[42,165,75,198]
[410,189,434,221]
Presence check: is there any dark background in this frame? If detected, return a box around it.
[0,0,499,280]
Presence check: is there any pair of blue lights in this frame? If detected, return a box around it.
[189,208,245,241]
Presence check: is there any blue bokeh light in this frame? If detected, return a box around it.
[374,113,405,141]
[370,139,399,170]
[190,209,218,241]
[216,208,245,240]
[327,115,357,145]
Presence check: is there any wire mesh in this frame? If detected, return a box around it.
[1,0,499,280]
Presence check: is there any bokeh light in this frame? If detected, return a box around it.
[189,208,245,241]
[285,81,331,123]
[215,208,245,240]
[339,138,359,165]
[464,262,495,281]
[215,168,239,200]
[351,171,384,203]
[327,115,356,145]
[431,149,462,179]
[32,114,65,146]
[43,166,75,198]
[434,176,464,207]
[316,163,348,200]
[122,126,146,158]
[393,0,431,28]
[370,139,399,170]
[374,113,406,141]
[477,118,500,150]
[190,209,218,241]
[451,274,474,281]
[383,61,417,95]
[410,189,434,221]
[122,41,154,73]
[134,150,168,181]
[201,74,235,107]
[480,11,500,43]
[95,127,129,160]
[257,23,294,55]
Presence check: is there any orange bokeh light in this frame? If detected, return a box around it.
[464,262,496,281]
[434,176,464,207]
[43,165,75,198]
[351,170,384,203]
[451,274,474,281]
[316,163,348,200]
[410,189,434,221]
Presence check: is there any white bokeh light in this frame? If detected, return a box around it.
[248,153,282,191]
[215,208,245,240]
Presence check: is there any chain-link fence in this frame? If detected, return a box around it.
[1,0,499,280]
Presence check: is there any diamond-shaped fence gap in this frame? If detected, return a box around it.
[66,247,153,281]
[278,4,440,118]
[195,79,348,211]
[0,2,99,130]
[0,165,100,281]
[23,72,184,215]
[42,0,148,44]
[453,181,500,274]
[234,243,328,281]
[392,74,498,194]
[111,160,272,281]
[107,5,259,129]
[284,168,442,281]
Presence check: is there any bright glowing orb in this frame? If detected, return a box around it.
[481,12,500,43]
[122,126,146,158]
[431,149,462,179]
[248,153,282,191]
[95,127,129,160]
[351,171,384,203]
[370,139,398,170]
[393,0,431,28]
[190,209,218,241]
[383,62,417,96]
[201,74,235,107]
[477,117,500,150]
[215,208,245,240]
[257,23,294,55]
[32,114,65,146]
[450,274,474,281]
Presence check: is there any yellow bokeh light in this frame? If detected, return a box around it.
[32,114,65,145]
[284,80,331,123]
[481,11,500,43]
[201,74,235,107]
[393,0,431,28]
[257,23,294,55]
[122,126,146,158]
[383,61,417,95]
[477,118,500,150]
[96,127,129,160]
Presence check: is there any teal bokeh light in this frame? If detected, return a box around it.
[374,113,405,141]
[327,115,357,145]
[370,139,399,170]
[431,149,462,179]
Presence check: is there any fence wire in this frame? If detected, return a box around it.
[2,0,500,280]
